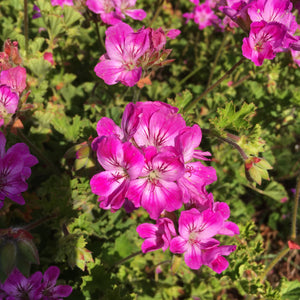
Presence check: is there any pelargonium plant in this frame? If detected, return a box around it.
[90,101,239,272]
[86,0,147,25]
[0,266,72,299]
[0,131,38,209]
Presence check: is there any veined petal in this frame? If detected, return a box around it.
[127,178,147,207]
[124,29,150,62]
[175,125,202,162]
[90,171,126,196]
[125,9,147,20]
[218,221,240,236]
[96,117,122,139]
[170,236,187,254]
[94,60,125,85]
[121,102,142,141]
[118,67,142,87]
[152,150,185,181]
[122,142,144,178]
[105,23,134,60]
[140,237,163,253]
[96,136,124,171]
[136,223,157,239]
[184,244,203,269]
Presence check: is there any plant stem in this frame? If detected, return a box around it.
[94,20,105,51]
[206,33,229,88]
[111,250,143,269]
[291,175,300,240]
[260,247,289,282]
[17,129,60,175]
[149,0,164,27]
[184,57,246,112]
[23,213,57,231]
[24,0,29,58]
[201,128,248,160]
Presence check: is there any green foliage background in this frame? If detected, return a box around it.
[0,0,299,299]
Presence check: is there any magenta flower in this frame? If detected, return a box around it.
[175,125,217,210]
[136,218,177,253]
[1,267,72,299]
[169,208,237,272]
[0,85,19,126]
[114,0,147,21]
[90,135,144,211]
[127,147,185,219]
[0,131,38,209]
[1,268,42,299]
[133,101,186,149]
[51,0,73,7]
[0,66,27,94]
[86,0,146,25]
[94,23,150,87]
[242,21,286,66]
[39,266,72,299]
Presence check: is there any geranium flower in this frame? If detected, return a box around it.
[94,23,150,87]
[86,0,146,25]
[90,135,144,211]
[1,268,42,299]
[242,21,286,66]
[0,85,19,126]
[169,208,237,272]
[136,218,177,252]
[0,131,38,208]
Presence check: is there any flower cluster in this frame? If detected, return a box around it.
[94,22,180,87]
[90,101,239,272]
[51,0,73,7]
[0,131,38,209]
[184,0,300,66]
[221,0,300,65]
[0,267,72,299]
[0,40,27,126]
[183,0,224,30]
[86,0,147,25]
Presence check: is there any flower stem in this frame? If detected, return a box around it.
[23,213,57,231]
[201,128,248,160]
[291,175,300,240]
[111,250,143,269]
[24,0,29,58]
[184,57,246,112]
[17,129,60,175]
[260,247,289,282]
[149,0,164,27]
[206,33,229,88]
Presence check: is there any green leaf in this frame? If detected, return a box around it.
[63,6,82,27]
[281,280,300,300]
[210,101,256,136]
[264,181,288,202]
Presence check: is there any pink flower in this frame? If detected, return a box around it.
[86,0,146,25]
[94,23,150,87]
[1,268,42,299]
[242,21,287,66]
[166,29,181,39]
[51,0,73,7]
[132,101,186,149]
[0,66,27,94]
[169,208,237,272]
[127,147,185,219]
[0,131,38,208]
[39,266,72,299]
[90,135,144,211]
[44,52,55,66]
[136,218,177,253]
[1,266,72,299]
[0,85,19,126]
